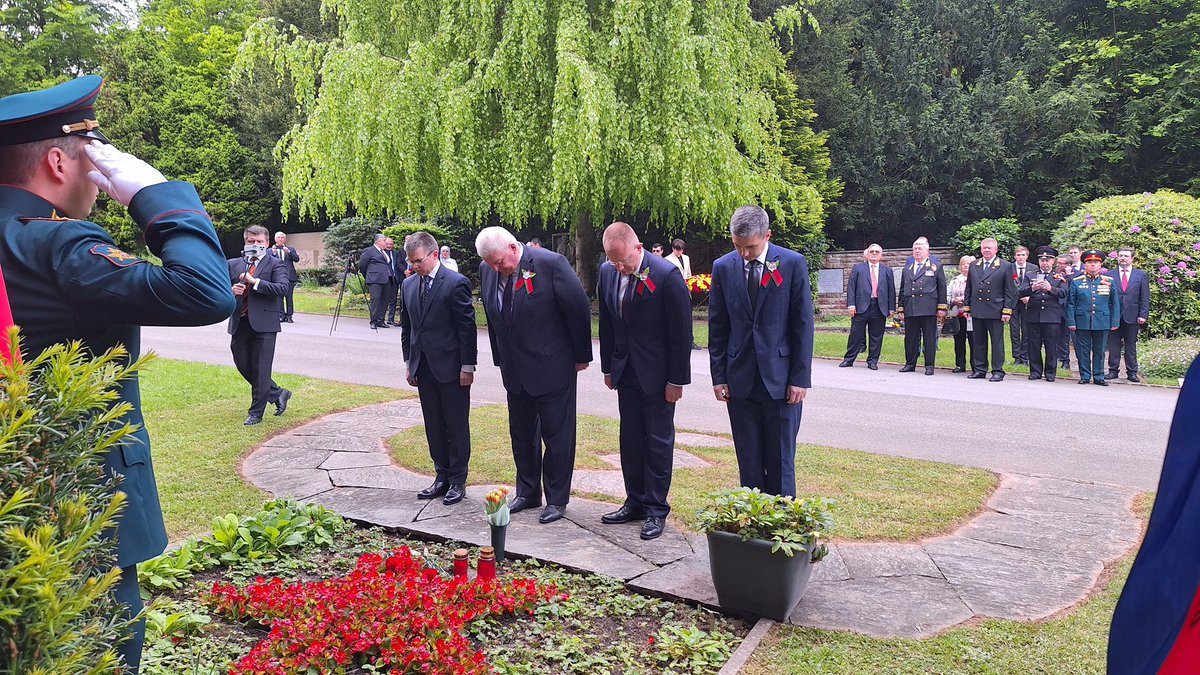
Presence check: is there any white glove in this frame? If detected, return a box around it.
[84,140,167,207]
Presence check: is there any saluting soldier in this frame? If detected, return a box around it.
[897,237,947,375]
[1020,246,1068,381]
[963,237,1018,381]
[1066,249,1121,385]
[0,77,236,672]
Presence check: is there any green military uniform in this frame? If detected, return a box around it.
[1066,250,1120,385]
[0,76,236,672]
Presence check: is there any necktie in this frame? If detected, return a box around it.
[747,260,761,309]
[1122,270,1129,292]
[420,275,431,310]
[870,264,878,297]
[621,274,634,319]
[501,274,514,325]
[240,261,257,316]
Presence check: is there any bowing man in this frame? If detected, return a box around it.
[597,222,692,540]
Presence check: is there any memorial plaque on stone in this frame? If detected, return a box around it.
[817,268,844,294]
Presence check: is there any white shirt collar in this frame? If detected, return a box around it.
[425,260,441,280]
[746,246,769,268]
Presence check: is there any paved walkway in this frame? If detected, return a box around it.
[242,399,1142,638]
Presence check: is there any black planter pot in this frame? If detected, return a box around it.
[706,531,814,621]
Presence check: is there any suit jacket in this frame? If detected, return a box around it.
[1011,263,1034,300]
[1020,268,1068,323]
[270,244,300,282]
[964,257,1018,320]
[1106,267,1151,324]
[400,264,477,383]
[665,252,692,278]
[846,262,895,316]
[598,252,692,396]
[227,253,289,334]
[708,243,814,398]
[479,245,592,395]
[359,246,394,285]
[898,259,947,317]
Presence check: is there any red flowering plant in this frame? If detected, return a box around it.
[685,274,711,293]
[203,546,563,674]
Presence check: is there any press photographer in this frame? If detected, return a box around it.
[227,225,293,425]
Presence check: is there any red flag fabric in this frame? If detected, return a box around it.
[0,265,15,364]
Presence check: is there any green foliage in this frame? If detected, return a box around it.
[0,0,119,94]
[381,222,452,248]
[1138,338,1200,380]
[239,0,831,241]
[650,624,735,673]
[0,330,147,674]
[322,216,388,258]
[137,541,209,593]
[951,218,1024,258]
[696,488,834,561]
[1051,190,1200,336]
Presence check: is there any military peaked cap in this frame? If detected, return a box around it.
[1035,246,1058,259]
[0,75,110,147]
[1081,249,1105,263]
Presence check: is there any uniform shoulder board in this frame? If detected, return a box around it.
[1074,274,1087,281]
[89,243,146,267]
[18,209,75,223]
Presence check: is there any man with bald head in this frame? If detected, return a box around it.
[597,222,692,540]
[271,231,300,322]
[840,243,894,369]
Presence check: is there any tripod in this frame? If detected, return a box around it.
[330,252,364,335]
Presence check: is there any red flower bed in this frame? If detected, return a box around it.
[204,547,563,674]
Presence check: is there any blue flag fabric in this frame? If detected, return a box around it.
[1109,354,1200,673]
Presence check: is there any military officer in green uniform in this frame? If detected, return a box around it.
[0,76,236,671]
[1066,249,1120,385]
[897,237,947,375]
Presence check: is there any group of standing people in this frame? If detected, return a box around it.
[844,237,1151,385]
[397,207,813,543]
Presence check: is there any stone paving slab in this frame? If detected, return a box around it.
[675,432,734,448]
[242,400,1145,640]
[598,449,712,470]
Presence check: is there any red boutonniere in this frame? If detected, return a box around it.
[761,259,783,287]
[1012,272,1019,281]
[634,267,656,295]
[516,269,536,294]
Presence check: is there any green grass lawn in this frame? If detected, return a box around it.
[387,404,996,541]
[743,495,1150,674]
[139,358,403,539]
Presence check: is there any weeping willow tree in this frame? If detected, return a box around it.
[239,0,829,287]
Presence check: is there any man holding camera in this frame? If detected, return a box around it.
[1021,246,1068,381]
[271,231,300,323]
[228,225,292,424]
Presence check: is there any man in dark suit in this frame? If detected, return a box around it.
[709,205,814,498]
[384,236,403,326]
[597,222,692,540]
[897,237,947,375]
[476,226,592,524]
[400,232,477,506]
[1106,247,1151,382]
[228,225,292,426]
[839,243,893,370]
[964,237,1018,381]
[271,231,300,323]
[358,233,394,328]
[1021,246,1068,381]
[1010,245,1032,365]
[0,76,237,673]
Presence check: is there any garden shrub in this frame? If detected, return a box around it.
[1051,190,1200,337]
[322,216,390,260]
[1137,337,1200,380]
[950,218,1023,258]
[381,221,452,247]
[0,331,146,674]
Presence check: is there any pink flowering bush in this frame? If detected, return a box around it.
[1052,190,1200,337]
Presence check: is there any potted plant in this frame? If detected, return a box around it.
[697,488,834,621]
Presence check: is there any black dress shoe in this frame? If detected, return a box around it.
[1078,379,1091,385]
[244,415,262,426]
[1028,374,1041,380]
[838,359,854,368]
[952,366,966,373]
[1105,371,1119,381]
[442,484,465,505]
[924,366,934,376]
[1094,379,1109,386]
[274,389,292,416]
[867,362,879,370]
[509,495,541,514]
[640,516,665,540]
[601,505,644,524]
[538,504,566,524]
[1128,374,1141,383]
[376,322,390,328]
[989,373,1005,382]
[417,480,449,500]
[1045,375,1056,382]
[967,372,987,379]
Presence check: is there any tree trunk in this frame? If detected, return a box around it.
[574,212,597,297]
